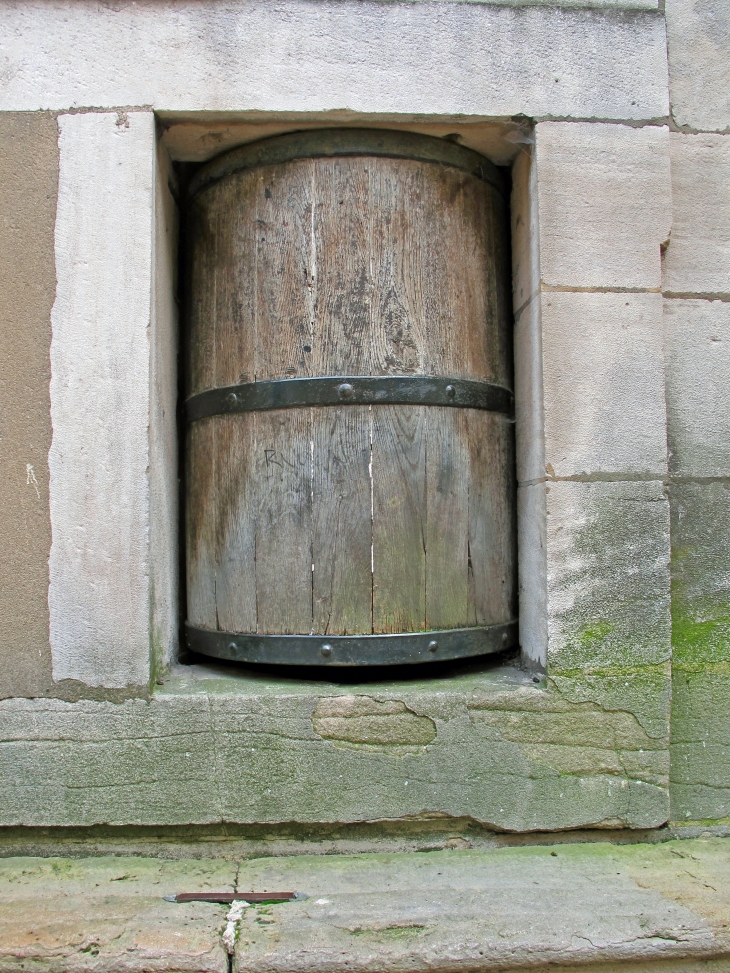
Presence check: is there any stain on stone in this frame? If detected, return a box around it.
[312,695,436,748]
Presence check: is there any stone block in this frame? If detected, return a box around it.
[536,122,671,290]
[542,291,667,478]
[229,843,721,973]
[0,664,670,831]
[665,299,730,478]
[0,856,233,972]
[0,3,669,120]
[545,480,671,671]
[670,481,730,666]
[666,0,730,132]
[664,134,730,296]
[49,111,156,690]
[671,671,730,822]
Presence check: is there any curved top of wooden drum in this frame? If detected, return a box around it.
[187,127,505,200]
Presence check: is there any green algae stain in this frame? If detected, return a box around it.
[671,602,730,668]
[577,621,614,650]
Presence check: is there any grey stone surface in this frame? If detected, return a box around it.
[669,481,730,667]
[542,291,667,478]
[536,121,671,290]
[0,856,234,971]
[672,672,730,821]
[517,483,548,666]
[514,296,545,486]
[7,840,730,973]
[511,147,540,319]
[664,134,730,296]
[665,300,730,478]
[545,480,671,672]
[231,843,727,972]
[0,2,669,120]
[667,0,730,132]
[0,663,670,831]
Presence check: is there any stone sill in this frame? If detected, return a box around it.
[2,836,730,972]
[0,659,670,831]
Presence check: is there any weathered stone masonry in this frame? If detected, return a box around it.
[0,0,727,834]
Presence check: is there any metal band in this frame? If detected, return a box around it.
[187,128,505,200]
[186,376,513,423]
[185,621,518,667]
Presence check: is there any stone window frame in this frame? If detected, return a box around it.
[47,109,671,688]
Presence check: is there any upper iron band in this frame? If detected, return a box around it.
[185,375,514,423]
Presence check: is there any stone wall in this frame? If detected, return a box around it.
[665,0,730,824]
[0,0,725,832]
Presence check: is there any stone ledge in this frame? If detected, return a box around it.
[2,838,730,972]
[0,661,669,832]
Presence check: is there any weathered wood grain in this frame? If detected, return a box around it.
[255,409,313,634]
[372,404,427,634]
[186,135,515,642]
[312,407,372,635]
[213,415,257,633]
[467,412,517,627]
[185,422,217,629]
[425,408,469,630]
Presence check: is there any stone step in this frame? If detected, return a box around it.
[2,837,730,972]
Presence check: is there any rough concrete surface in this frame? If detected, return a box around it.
[0,856,234,972]
[672,671,730,822]
[4,840,730,972]
[0,2,668,120]
[665,300,730,478]
[541,291,667,478]
[0,663,670,831]
[666,0,730,131]
[0,112,57,699]
[545,480,671,672]
[663,134,730,296]
[535,122,671,290]
[669,481,730,823]
[49,111,155,690]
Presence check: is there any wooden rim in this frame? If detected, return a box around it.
[187,128,505,200]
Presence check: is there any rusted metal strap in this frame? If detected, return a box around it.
[166,892,298,904]
[187,128,505,200]
[185,376,513,424]
[185,621,518,667]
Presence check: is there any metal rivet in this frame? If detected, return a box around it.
[445,384,456,399]
[501,632,509,645]
[228,641,238,652]
[321,643,332,657]
[428,640,438,653]
[338,383,354,400]
[227,392,239,405]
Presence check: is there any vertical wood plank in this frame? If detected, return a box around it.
[466,412,517,626]
[425,407,469,629]
[372,404,426,633]
[254,409,313,634]
[254,161,315,382]
[311,159,373,634]
[185,422,217,629]
[369,161,428,633]
[212,175,259,389]
[214,414,257,632]
[312,406,372,634]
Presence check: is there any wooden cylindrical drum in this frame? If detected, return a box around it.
[184,129,516,666]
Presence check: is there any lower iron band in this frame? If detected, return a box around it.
[185,621,518,667]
